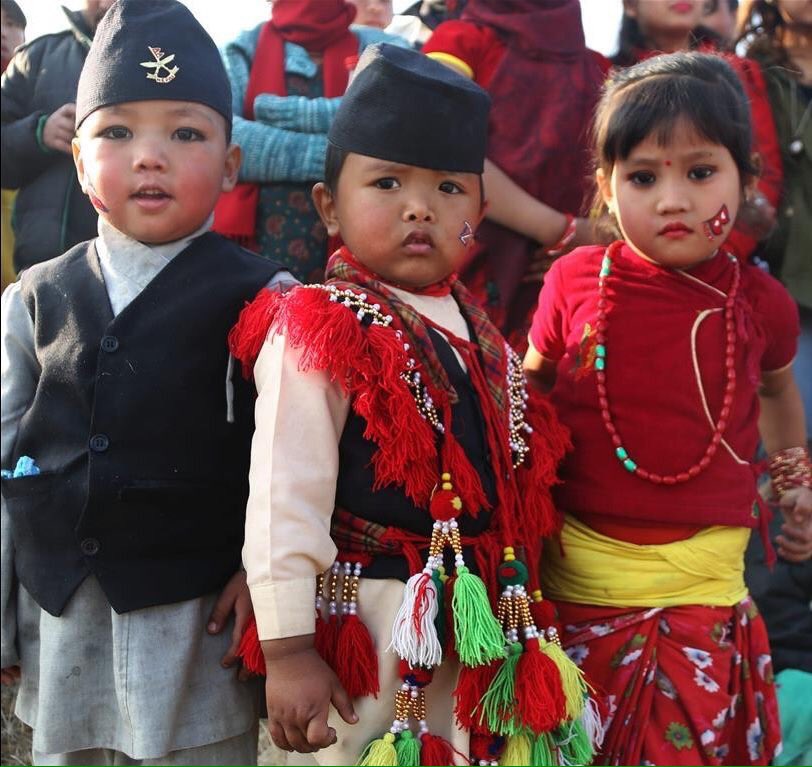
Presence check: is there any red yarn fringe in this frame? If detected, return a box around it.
[515,637,567,734]
[530,598,558,631]
[519,387,572,540]
[236,615,266,676]
[453,660,500,729]
[335,613,379,698]
[420,732,457,766]
[315,613,340,669]
[228,287,280,379]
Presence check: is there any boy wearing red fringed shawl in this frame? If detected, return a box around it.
[230,44,598,766]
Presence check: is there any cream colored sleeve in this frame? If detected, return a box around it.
[242,330,350,641]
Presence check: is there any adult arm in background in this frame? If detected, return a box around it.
[1,46,75,189]
[222,26,410,185]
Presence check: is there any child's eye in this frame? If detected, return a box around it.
[374,177,400,190]
[99,125,131,140]
[174,127,204,142]
[628,170,655,186]
[439,181,463,194]
[688,165,715,181]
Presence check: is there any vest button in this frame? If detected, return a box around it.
[101,335,119,353]
[89,434,110,452]
[80,537,100,556]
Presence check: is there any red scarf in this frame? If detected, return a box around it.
[212,0,357,247]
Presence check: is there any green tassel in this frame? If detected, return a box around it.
[395,731,420,767]
[555,720,593,767]
[432,567,446,648]
[358,732,399,766]
[542,638,587,720]
[480,642,522,735]
[531,732,557,766]
[453,566,505,666]
[500,730,532,765]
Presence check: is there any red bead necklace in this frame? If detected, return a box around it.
[594,241,741,485]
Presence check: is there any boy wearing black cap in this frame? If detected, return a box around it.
[0,1,289,763]
[231,44,585,765]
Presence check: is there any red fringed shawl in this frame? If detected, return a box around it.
[230,248,569,588]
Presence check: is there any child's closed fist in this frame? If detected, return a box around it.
[264,647,357,753]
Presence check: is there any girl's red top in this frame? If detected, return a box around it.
[529,244,799,530]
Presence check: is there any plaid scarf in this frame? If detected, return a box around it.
[327,247,507,411]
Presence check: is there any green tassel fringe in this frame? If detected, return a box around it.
[453,566,505,666]
[532,732,558,766]
[555,720,593,767]
[357,732,399,766]
[394,731,420,767]
[479,642,522,735]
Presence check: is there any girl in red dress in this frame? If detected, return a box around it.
[524,52,811,766]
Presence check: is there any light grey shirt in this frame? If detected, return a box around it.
[0,219,284,758]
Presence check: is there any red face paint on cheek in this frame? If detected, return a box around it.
[86,181,109,213]
[702,203,730,240]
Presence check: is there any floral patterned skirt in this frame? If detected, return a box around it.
[554,597,781,766]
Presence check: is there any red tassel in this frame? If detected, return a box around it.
[452,660,500,729]
[335,613,379,698]
[315,612,340,669]
[514,637,566,734]
[529,597,558,631]
[420,732,456,766]
[430,488,462,521]
[236,615,266,676]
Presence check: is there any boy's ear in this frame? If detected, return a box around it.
[312,181,340,237]
[72,137,88,193]
[221,143,241,192]
[595,167,614,214]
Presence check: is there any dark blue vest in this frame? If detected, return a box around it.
[2,234,282,615]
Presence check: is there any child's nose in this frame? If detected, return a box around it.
[133,140,168,171]
[403,198,434,223]
[656,182,690,214]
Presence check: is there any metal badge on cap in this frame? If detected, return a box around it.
[140,46,179,83]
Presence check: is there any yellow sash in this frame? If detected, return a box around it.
[542,515,750,607]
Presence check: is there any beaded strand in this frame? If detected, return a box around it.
[594,241,741,485]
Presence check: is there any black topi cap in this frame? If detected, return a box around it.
[329,43,490,174]
[76,0,232,130]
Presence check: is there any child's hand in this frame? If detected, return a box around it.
[207,570,253,679]
[1,666,20,685]
[263,641,357,753]
[776,487,812,562]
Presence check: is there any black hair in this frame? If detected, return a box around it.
[324,141,348,195]
[323,141,486,205]
[592,52,758,199]
[1,0,26,28]
[612,14,725,66]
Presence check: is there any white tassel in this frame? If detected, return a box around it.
[580,695,605,750]
[388,571,442,668]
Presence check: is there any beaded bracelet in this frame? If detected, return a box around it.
[768,446,812,497]
[546,213,577,255]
